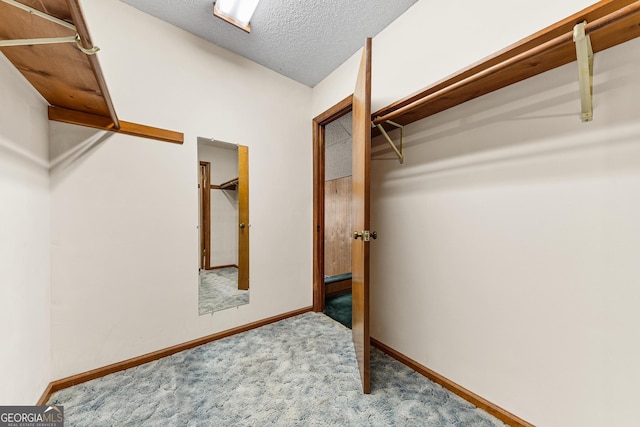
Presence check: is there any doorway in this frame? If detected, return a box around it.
[312,95,353,314]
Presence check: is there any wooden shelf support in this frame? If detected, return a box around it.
[218,178,239,190]
[372,120,404,164]
[573,21,594,122]
[1,0,187,144]
[48,107,184,144]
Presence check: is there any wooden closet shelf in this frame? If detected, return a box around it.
[373,0,640,128]
[217,178,239,190]
[0,0,183,144]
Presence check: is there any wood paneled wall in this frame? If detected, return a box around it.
[324,176,352,277]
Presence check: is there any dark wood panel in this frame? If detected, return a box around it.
[324,176,352,277]
[373,0,640,127]
[325,278,352,296]
[371,338,534,427]
[36,306,313,405]
[351,38,372,394]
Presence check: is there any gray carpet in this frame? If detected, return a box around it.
[48,312,505,426]
[199,268,249,314]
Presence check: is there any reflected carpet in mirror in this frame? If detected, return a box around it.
[199,267,249,314]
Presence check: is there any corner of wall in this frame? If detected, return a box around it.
[0,52,51,404]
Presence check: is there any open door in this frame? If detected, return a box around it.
[352,38,372,394]
[237,145,250,291]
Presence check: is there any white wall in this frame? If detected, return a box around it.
[198,144,238,266]
[313,2,640,426]
[312,0,599,115]
[0,54,51,404]
[50,0,312,379]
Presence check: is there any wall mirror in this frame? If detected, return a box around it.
[197,137,249,315]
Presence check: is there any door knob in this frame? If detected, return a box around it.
[354,231,377,241]
[239,223,245,229]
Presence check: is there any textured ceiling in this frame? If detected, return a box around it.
[325,112,352,181]
[119,0,418,87]
[325,112,352,148]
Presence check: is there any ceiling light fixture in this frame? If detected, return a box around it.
[213,0,260,33]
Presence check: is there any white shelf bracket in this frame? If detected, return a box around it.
[573,21,594,122]
[0,0,99,55]
[372,119,405,164]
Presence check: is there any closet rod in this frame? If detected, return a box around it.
[588,0,640,32]
[373,1,640,126]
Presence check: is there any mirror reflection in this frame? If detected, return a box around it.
[197,138,249,314]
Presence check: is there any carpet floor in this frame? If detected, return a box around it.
[48,312,505,426]
[324,292,352,329]
[199,268,249,314]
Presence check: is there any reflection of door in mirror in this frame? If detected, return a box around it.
[197,138,249,315]
[199,162,211,270]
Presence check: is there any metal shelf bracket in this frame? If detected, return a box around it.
[573,21,593,122]
[0,0,99,55]
[372,119,405,164]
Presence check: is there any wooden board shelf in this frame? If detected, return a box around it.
[0,0,183,144]
[0,0,114,120]
[217,178,239,190]
[373,0,640,128]
[48,106,184,144]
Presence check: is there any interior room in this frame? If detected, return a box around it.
[1,0,639,426]
[323,111,354,328]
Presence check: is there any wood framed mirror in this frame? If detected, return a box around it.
[197,138,249,314]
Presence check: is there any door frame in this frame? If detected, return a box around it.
[312,95,353,313]
[199,161,211,270]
